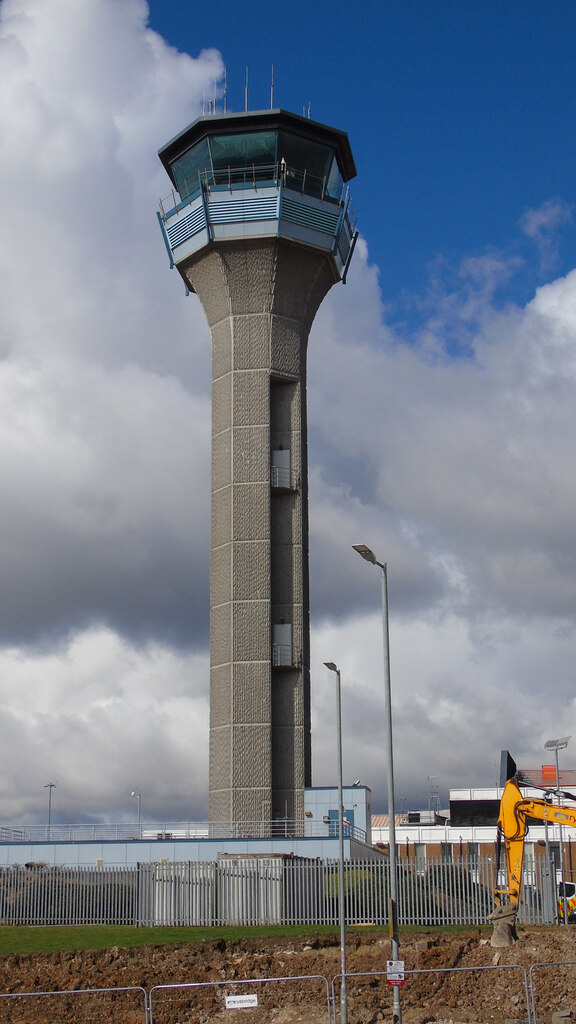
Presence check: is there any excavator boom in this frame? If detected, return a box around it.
[491,775,576,946]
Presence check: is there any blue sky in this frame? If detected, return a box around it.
[147,0,576,311]
[0,0,575,823]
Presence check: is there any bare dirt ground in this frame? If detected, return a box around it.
[0,925,575,1022]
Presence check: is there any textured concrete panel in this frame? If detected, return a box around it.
[211,543,232,606]
[210,664,232,727]
[232,483,269,541]
[232,541,270,601]
[212,319,233,379]
[212,372,232,436]
[270,318,305,378]
[224,243,276,314]
[232,725,271,787]
[271,727,297,791]
[270,494,300,545]
[270,378,299,436]
[210,602,232,667]
[232,314,271,370]
[182,250,231,326]
[209,788,232,824]
[232,602,270,661]
[232,662,271,723]
[232,370,269,427]
[209,725,232,790]
[232,425,269,483]
[271,243,337,324]
[272,672,303,725]
[212,429,232,491]
[211,484,231,547]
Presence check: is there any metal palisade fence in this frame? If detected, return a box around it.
[0,857,552,927]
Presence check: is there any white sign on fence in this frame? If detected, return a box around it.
[386,960,405,987]
[225,994,259,1009]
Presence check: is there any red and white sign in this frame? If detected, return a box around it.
[386,960,405,987]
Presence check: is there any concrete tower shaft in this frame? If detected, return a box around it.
[158,110,357,829]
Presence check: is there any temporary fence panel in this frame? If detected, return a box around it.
[0,985,147,1023]
[530,960,576,1023]
[334,964,532,1024]
[150,975,331,1024]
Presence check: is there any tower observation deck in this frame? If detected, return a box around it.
[158,108,357,830]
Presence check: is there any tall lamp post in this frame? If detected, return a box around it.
[44,782,56,839]
[131,789,142,837]
[324,662,348,1024]
[545,736,571,924]
[353,544,401,1024]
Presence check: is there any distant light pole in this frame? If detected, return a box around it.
[353,544,401,1024]
[44,782,56,839]
[324,661,347,1024]
[131,789,142,837]
[545,736,571,924]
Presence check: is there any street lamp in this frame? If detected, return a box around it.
[545,736,571,924]
[353,544,402,1024]
[44,782,56,839]
[324,661,348,1024]
[131,789,142,837]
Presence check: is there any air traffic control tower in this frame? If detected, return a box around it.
[158,109,357,829]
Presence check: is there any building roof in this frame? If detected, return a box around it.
[519,766,576,790]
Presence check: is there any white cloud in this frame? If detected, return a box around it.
[0,0,575,823]
[519,198,573,274]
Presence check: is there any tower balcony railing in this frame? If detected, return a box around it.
[272,643,302,669]
[159,161,354,220]
[270,465,299,491]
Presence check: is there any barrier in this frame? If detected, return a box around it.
[332,963,532,1024]
[530,960,576,1024]
[149,974,331,1024]
[0,857,553,927]
[0,984,148,1023]
[2,959,572,1023]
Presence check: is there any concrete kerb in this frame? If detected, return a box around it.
[332,964,532,1024]
[149,973,331,1024]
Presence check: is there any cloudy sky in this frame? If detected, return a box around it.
[1,0,576,824]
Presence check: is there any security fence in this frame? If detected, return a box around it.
[0,855,556,927]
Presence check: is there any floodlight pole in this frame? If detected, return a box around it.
[44,782,56,840]
[131,789,142,838]
[545,736,571,924]
[352,545,401,1024]
[324,662,348,1024]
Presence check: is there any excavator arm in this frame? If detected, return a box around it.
[491,777,576,946]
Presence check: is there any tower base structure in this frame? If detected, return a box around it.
[158,110,357,829]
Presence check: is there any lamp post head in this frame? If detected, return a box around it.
[545,736,571,751]
[324,661,338,674]
[353,544,386,571]
[352,544,376,564]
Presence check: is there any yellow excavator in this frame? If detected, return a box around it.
[490,757,576,946]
